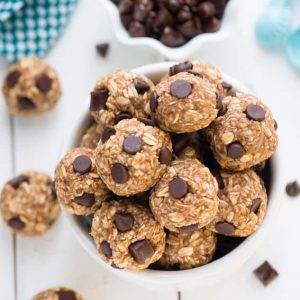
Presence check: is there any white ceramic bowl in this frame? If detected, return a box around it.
[98,0,240,60]
[63,62,281,291]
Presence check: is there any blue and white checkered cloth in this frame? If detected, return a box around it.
[0,0,78,63]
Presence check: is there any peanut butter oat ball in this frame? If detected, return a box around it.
[95,118,172,196]
[90,71,154,125]
[159,228,217,270]
[151,71,218,133]
[207,169,267,237]
[2,57,61,116]
[91,200,166,270]
[205,93,278,171]
[55,148,109,215]
[0,172,60,236]
[79,122,104,149]
[32,287,83,300]
[150,159,218,232]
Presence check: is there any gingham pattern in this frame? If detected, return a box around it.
[0,0,78,63]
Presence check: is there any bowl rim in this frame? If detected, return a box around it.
[62,61,281,286]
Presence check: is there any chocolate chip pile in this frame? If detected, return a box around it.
[54,60,278,271]
[111,0,230,47]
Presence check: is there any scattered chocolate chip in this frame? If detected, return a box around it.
[254,261,279,286]
[134,0,153,21]
[129,239,155,263]
[123,136,142,154]
[246,104,266,121]
[115,112,132,124]
[203,17,221,33]
[150,91,159,112]
[285,181,300,197]
[215,221,235,235]
[57,290,77,300]
[165,0,182,13]
[221,81,232,90]
[102,125,116,143]
[129,21,146,36]
[72,155,92,174]
[171,133,190,155]
[100,240,112,258]
[119,0,133,14]
[217,103,227,117]
[177,5,193,23]
[8,175,29,189]
[133,78,150,94]
[114,212,134,232]
[51,181,57,199]
[169,177,188,199]
[111,163,129,184]
[160,27,186,47]
[178,18,202,38]
[73,193,95,207]
[137,117,155,126]
[179,224,198,234]
[36,74,52,93]
[274,120,278,130]
[227,142,245,159]
[152,7,173,30]
[159,146,172,165]
[251,198,262,213]
[90,89,109,111]
[18,97,36,110]
[169,61,193,76]
[197,1,216,19]
[170,79,192,98]
[8,217,25,230]
[6,70,21,88]
[96,42,109,57]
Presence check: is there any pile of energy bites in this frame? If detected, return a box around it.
[54,60,278,271]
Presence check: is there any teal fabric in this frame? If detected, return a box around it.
[0,0,78,63]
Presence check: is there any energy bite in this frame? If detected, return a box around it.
[2,56,61,116]
[95,118,172,196]
[79,122,104,149]
[55,148,109,215]
[32,287,83,300]
[205,93,278,170]
[207,169,267,237]
[151,71,218,132]
[159,228,217,270]
[0,172,60,236]
[90,71,154,125]
[91,200,166,270]
[150,159,218,232]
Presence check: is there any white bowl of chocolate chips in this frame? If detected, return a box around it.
[63,62,280,290]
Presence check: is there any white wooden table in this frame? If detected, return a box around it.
[1,0,300,299]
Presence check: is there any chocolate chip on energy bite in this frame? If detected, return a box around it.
[170,79,192,99]
[96,42,109,57]
[8,174,29,189]
[169,177,188,199]
[114,212,134,232]
[137,117,155,126]
[115,111,132,124]
[72,155,92,174]
[36,74,52,93]
[73,193,95,207]
[133,78,150,94]
[90,89,109,111]
[6,70,21,88]
[159,146,172,165]
[123,136,142,154]
[150,91,159,112]
[254,261,279,286]
[100,240,112,258]
[215,221,235,235]
[51,181,57,198]
[111,163,129,184]
[246,104,266,121]
[179,224,198,234]
[102,125,116,143]
[227,142,245,159]
[221,81,232,90]
[129,239,155,263]
[18,96,36,110]
[251,198,262,213]
[169,61,193,76]
[285,181,300,197]
[57,290,77,300]
[8,217,25,230]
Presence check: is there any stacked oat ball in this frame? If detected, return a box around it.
[54,60,278,271]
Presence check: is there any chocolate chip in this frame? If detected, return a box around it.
[100,240,112,258]
[8,175,29,189]
[123,136,142,154]
[102,126,116,144]
[285,181,300,197]
[215,221,235,235]
[209,0,225,13]
[254,261,279,286]
[96,43,109,57]
[36,74,52,93]
[159,146,172,165]
[115,111,132,124]
[137,117,155,126]
[90,89,109,111]
[129,21,146,37]
[165,0,182,13]
[133,0,153,21]
[217,104,227,117]
[129,239,155,263]
[6,70,21,88]
[246,104,266,121]
[197,1,216,19]
[133,78,150,94]
[169,177,188,199]
[111,163,129,184]
[160,27,186,47]
[203,17,221,33]
[18,97,36,110]
[178,18,202,38]
[177,5,193,23]
[72,155,92,174]
[170,79,192,98]
[179,224,198,234]
[57,290,77,300]
[274,120,278,130]
[169,61,193,76]
[51,181,57,199]
[8,217,25,230]
[227,142,245,159]
[251,198,262,213]
[227,89,236,97]
[221,81,232,90]
[114,212,134,232]
[73,193,95,207]
[152,7,174,30]
[150,91,158,112]
[121,14,133,28]
[171,133,190,155]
